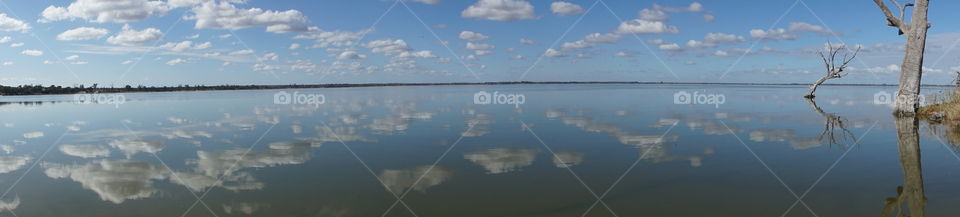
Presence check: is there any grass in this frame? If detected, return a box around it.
[918,89,960,122]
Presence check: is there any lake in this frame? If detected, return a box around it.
[0,84,956,217]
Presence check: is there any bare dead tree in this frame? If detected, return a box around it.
[871,0,931,116]
[805,43,860,98]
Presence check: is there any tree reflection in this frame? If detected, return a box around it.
[805,98,856,148]
[882,116,926,217]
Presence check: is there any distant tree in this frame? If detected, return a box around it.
[871,0,931,115]
[805,42,860,98]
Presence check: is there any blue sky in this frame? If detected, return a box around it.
[1,0,959,86]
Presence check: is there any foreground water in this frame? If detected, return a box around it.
[0,84,957,217]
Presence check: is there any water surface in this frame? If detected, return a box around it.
[0,84,956,217]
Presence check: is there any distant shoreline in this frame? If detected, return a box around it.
[1,81,955,96]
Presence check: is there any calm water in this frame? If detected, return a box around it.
[0,84,957,217]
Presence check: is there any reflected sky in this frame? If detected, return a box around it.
[0,85,956,216]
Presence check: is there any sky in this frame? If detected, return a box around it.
[1,0,960,86]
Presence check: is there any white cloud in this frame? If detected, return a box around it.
[658,43,682,51]
[561,40,591,50]
[0,14,30,32]
[66,55,80,60]
[686,40,712,48]
[459,31,489,41]
[166,58,188,66]
[43,160,168,204]
[21,50,43,56]
[397,50,437,59]
[614,51,632,57]
[788,22,836,36]
[381,166,453,194]
[159,41,212,51]
[337,50,367,60]
[550,1,584,16]
[462,0,537,21]
[57,27,109,41]
[9,42,22,47]
[750,28,796,41]
[39,0,172,23]
[229,49,254,55]
[687,2,704,12]
[288,43,301,50]
[107,25,164,46]
[0,156,29,174]
[366,39,412,55]
[638,9,667,21]
[615,19,679,35]
[713,50,729,56]
[583,32,621,43]
[704,32,745,44]
[186,34,200,39]
[703,14,715,22]
[0,36,10,43]
[543,48,564,57]
[464,148,538,174]
[189,1,311,33]
[466,42,494,50]
[294,29,372,48]
[217,34,232,39]
[519,38,535,45]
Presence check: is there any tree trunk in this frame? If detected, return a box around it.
[805,76,830,98]
[894,116,926,216]
[894,0,931,116]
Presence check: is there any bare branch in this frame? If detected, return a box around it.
[872,0,905,32]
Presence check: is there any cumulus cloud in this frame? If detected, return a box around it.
[21,50,43,56]
[788,22,838,36]
[714,50,729,56]
[550,1,584,16]
[159,41,212,51]
[0,36,10,43]
[107,25,164,46]
[519,38,535,45]
[57,27,109,40]
[459,31,489,41]
[39,0,172,23]
[615,19,679,35]
[543,48,564,57]
[659,43,682,51]
[750,28,796,41]
[704,32,745,44]
[166,58,189,66]
[462,0,537,21]
[0,14,30,32]
[294,29,372,48]
[466,42,494,50]
[0,156,30,174]
[188,1,311,33]
[638,8,667,21]
[366,39,412,55]
[337,50,367,60]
